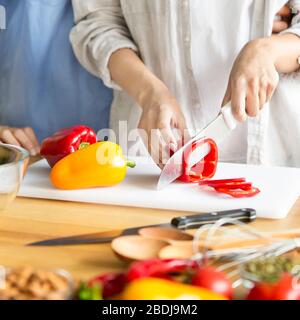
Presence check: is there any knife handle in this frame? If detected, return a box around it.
[221,103,238,130]
[171,208,256,230]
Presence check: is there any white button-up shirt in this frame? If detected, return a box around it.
[70,0,300,167]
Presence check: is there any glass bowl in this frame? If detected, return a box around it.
[0,144,30,211]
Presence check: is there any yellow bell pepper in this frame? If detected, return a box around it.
[50,141,135,190]
[121,278,228,300]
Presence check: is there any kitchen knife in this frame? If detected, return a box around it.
[157,102,238,190]
[27,208,256,246]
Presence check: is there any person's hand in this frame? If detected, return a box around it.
[273,5,292,33]
[138,87,189,167]
[222,38,279,121]
[0,126,40,156]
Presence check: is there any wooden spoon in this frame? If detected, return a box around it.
[139,227,193,242]
[159,244,195,260]
[112,228,300,262]
[111,235,168,262]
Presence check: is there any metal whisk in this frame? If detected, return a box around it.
[191,218,300,286]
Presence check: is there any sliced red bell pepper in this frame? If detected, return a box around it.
[199,178,260,198]
[40,125,97,167]
[199,178,246,186]
[214,187,261,198]
[179,138,218,183]
[211,182,253,190]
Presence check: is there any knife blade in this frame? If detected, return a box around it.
[157,102,238,190]
[27,208,256,246]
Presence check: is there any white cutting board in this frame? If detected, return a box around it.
[18,158,300,219]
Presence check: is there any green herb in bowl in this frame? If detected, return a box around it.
[242,256,300,284]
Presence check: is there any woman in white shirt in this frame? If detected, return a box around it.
[70,0,300,167]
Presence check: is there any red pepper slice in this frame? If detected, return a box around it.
[179,138,218,183]
[214,187,261,198]
[212,182,253,190]
[41,125,97,167]
[127,259,198,282]
[200,180,253,190]
[199,178,246,186]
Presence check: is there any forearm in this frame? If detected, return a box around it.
[108,48,169,108]
[258,33,300,73]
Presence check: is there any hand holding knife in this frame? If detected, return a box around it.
[158,102,238,189]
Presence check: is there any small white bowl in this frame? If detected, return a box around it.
[0,144,30,211]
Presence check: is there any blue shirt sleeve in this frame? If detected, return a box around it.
[0,0,113,141]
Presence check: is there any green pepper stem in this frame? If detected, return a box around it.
[126,160,136,168]
[78,142,91,150]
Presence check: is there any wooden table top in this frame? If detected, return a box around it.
[0,196,299,282]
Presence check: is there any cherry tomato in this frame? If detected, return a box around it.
[247,282,273,300]
[191,266,233,299]
[272,273,300,300]
[247,273,300,300]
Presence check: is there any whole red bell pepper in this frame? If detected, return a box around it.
[40,125,97,167]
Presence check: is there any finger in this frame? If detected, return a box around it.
[266,83,276,102]
[174,116,190,149]
[23,127,40,153]
[158,106,181,152]
[160,127,179,152]
[157,128,176,166]
[277,5,292,18]
[231,80,247,122]
[259,88,267,110]
[138,120,150,149]
[222,83,231,107]
[13,129,37,155]
[0,129,21,146]
[246,83,260,117]
[149,129,164,167]
[266,73,279,102]
[272,20,289,33]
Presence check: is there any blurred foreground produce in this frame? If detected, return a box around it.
[247,273,300,300]
[78,259,229,300]
[121,278,227,300]
[0,267,74,300]
[191,266,233,299]
[243,257,300,300]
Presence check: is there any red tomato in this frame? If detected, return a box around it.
[247,282,274,300]
[191,266,233,299]
[247,273,300,300]
[272,273,300,300]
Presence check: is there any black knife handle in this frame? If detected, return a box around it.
[171,208,256,230]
